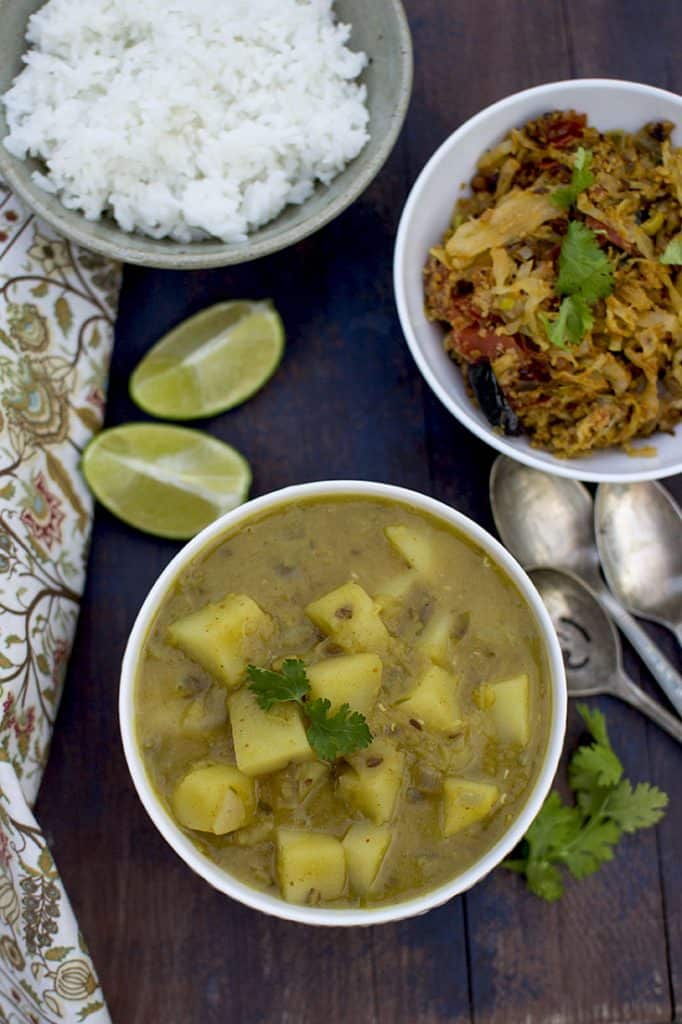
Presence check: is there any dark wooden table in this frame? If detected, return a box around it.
[36,3,682,1022]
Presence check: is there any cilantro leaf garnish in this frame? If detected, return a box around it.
[576,702,610,747]
[306,698,373,761]
[247,659,310,710]
[551,147,594,211]
[525,791,584,856]
[503,704,668,900]
[556,220,614,303]
[504,792,583,901]
[562,818,623,880]
[539,294,593,349]
[524,859,565,901]
[661,237,682,265]
[247,658,373,760]
[569,740,623,791]
[606,781,670,832]
[568,701,623,805]
[543,219,614,349]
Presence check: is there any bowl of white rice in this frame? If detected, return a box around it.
[0,0,412,268]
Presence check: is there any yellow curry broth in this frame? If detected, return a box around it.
[135,497,550,907]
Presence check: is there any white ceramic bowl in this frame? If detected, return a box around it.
[394,79,682,483]
[120,480,566,926]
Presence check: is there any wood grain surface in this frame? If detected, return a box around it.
[35,2,682,1022]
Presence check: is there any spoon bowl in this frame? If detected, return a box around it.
[529,567,621,697]
[595,482,682,644]
[491,456,682,718]
[530,568,682,743]
[489,457,600,584]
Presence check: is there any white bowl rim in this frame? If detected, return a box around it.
[0,0,413,269]
[394,77,682,483]
[119,479,567,927]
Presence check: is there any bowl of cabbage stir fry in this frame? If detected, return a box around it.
[395,79,682,482]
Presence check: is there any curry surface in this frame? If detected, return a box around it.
[135,497,551,907]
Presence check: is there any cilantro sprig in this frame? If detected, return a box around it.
[541,221,614,348]
[556,221,614,303]
[542,146,615,348]
[247,659,309,710]
[305,698,372,761]
[541,294,593,351]
[551,146,594,211]
[504,704,668,901]
[247,658,373,761]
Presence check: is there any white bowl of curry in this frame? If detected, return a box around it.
[120,480,566,926]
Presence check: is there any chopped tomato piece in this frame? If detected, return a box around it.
[448,326,523,364]
[546,113,587,149]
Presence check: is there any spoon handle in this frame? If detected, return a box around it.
[598,587,682,719]
[613,670,682,744]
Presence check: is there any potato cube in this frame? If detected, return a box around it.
[487,674,530,746]
[305,582,389,652]
[137,689,227,743]
[338,740,404,824]
[342,823,392,895]
[181,687,228,735]
[295,761,330,803]
[167,594,274,687]
[172,764,255,835]
[473,683,495,710]
[385,525,436,576]
[307,653,383,716]
[397,665,462,734]
[229,688,312,776]
[374,570,416,612]
[417,608,456,666]
[441,777,499,837]
[276,829,346,903]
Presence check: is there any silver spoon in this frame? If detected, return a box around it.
[490,456,682,718]
[530,567,682,743]
[595,482,682,645]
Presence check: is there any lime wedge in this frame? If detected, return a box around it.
[82,423,251,539]
[129,300,285,420]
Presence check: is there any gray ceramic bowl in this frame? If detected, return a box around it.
[0,0,412,268]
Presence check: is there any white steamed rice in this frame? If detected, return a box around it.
[2,0,370,243]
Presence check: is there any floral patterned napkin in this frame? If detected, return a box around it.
[0,181,118,1023]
